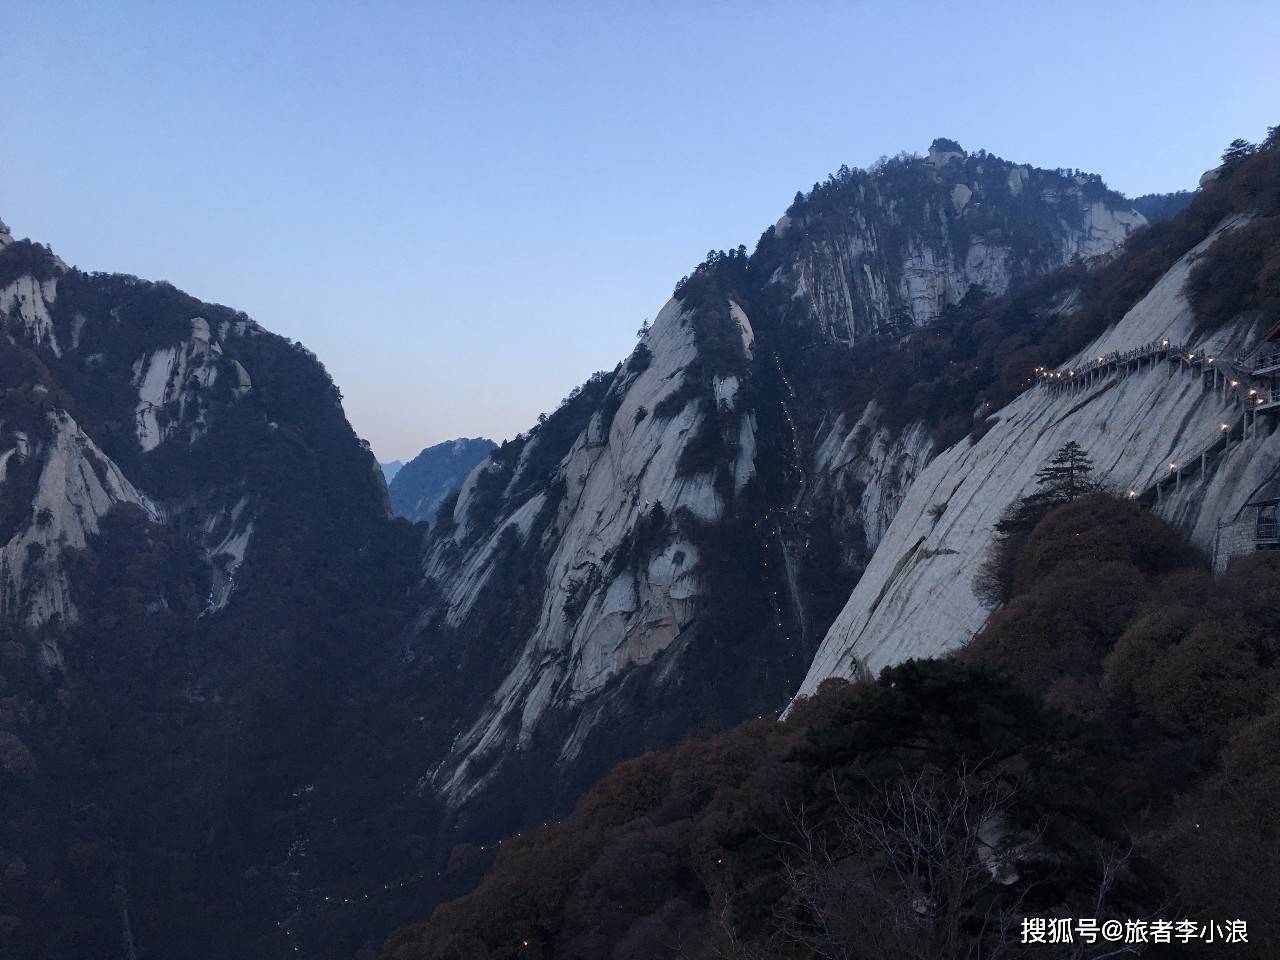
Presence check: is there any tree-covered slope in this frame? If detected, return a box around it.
[1128,190,1196,223]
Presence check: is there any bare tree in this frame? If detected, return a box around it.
[682,769,1148,960]
[770,767,1022,960]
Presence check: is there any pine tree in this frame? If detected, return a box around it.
[1033,440,1097,503]
[975,441,1098,605]
[1221,138,1257,169]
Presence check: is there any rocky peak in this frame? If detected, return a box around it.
[769,149,1146,344]
[927,136,967,166]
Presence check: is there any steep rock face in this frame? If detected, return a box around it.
[811,403,935,558]
[796,214,1276,694]
[0,275,63,356]
[131,315,254,452]
[409,144,1146,825]
[388,437,496,523]
[0,410,161,636]
[425,297,743,805]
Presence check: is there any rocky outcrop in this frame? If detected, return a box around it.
[811,403,935,558]
[1,275,62,356]
[0,411,161,636]
[132,316,254,451]
[200,495,254,615]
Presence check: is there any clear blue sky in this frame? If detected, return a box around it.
[3,1,1277,460]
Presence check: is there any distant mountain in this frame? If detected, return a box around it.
[387,438,496,522]
[380,459,404,483]
[1129,189,1195,222]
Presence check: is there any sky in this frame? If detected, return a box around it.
[3,2,1278,461]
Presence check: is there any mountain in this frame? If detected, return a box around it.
[387,437,497,523]
[401,140,1150,838]
[381,129,1280,960]
[380,459,404,483]
[0,218,425,958]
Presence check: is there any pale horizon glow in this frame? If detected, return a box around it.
[3,1,1277,460]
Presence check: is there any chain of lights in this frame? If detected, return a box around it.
[1033,336,1276,504]
[271,818,578,955]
